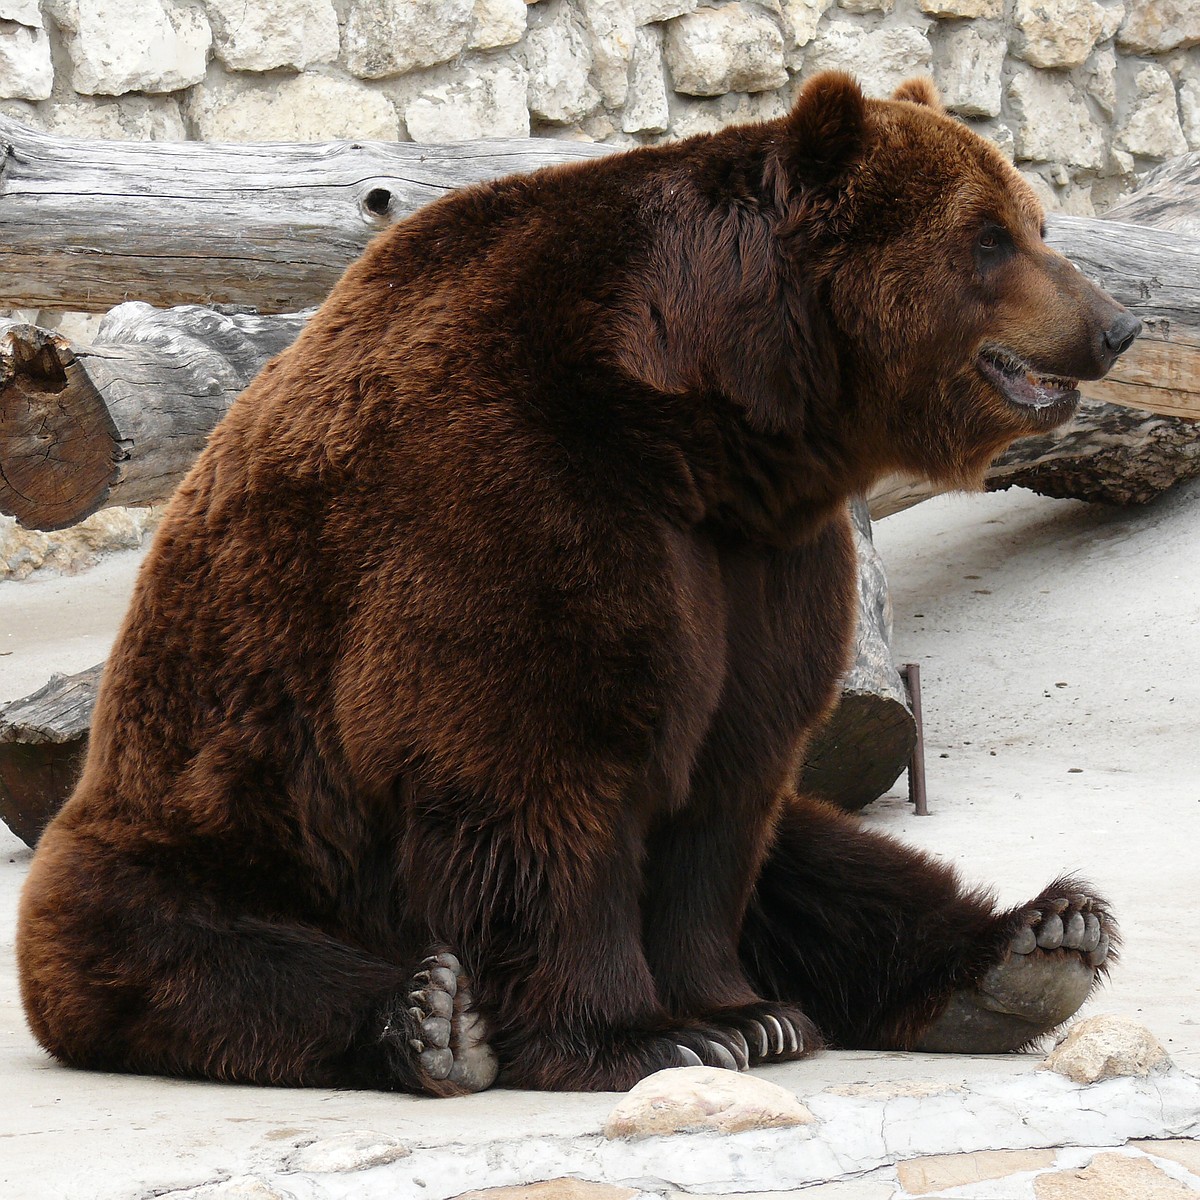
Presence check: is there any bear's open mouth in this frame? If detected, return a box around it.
[976,347,1080,413]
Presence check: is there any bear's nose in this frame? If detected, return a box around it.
[1103,311,1142,358]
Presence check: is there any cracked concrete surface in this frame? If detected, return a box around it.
[2,483,1199,1198]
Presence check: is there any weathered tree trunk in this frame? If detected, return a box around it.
[0,665,100,846]
[0,307,307,529]
[0,115,609,313]
[798,499,916,811]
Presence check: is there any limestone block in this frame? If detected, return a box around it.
[36,95,187,139]
[45,0,211,96]
[1116,63,1188,158]
[670,86,791,137]
[0,2,52,101]
[1,508,157,581]
[1034,1151,1196,1199]
[1086,49,1117,115]
[781,0,835,51]
[343,0,474,79]
[1131,1140,1200,1176]
[623,24,670,132]
[205,0,338,71]
[405,62,530,141]
[920,0,1002,19]
[1041,1014,1171,1083]
[1096,1,1125,41]
[188,73,400,142]
[524,1,601,122]
[805,22,933,98]
[663,4,788,96]
[936,26,1004,117]
[632,0,695,21]
[157,1180,289,1200]
[288,1131,409,1173]
[1012,0,1107,68]
[897,1149,1057,1195]
[840,0,893,14]
[1008,66,1105,167]
[1119,0,1200,52]
[471,0,527,49]
[603,1066,814,1140]
[454,1181,640,1200]
[582,0,636,107]
[1181,70,1200,149]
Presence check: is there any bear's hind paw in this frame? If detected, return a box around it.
[916,883,1118,1055]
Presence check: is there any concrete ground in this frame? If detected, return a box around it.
[1,482,1198,1198]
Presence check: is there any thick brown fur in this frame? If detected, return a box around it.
[18,74,1135,1093]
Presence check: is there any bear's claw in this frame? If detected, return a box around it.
[386,949,499,1093]
[916,885,1117,1055]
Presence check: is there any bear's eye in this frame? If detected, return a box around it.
[975,224,1012,265]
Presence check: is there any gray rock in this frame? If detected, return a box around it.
[920,0,1002,19]
[936,26,1004,118]
[664,4,788,96]
[0,1,52,101]
[343,0,474,79]
[632,0,695,21]
[805,21,932,98]
[1118,0,1200,52]
[524,0,601,123]
[1011,0,1107,68]
[287,1131,410,1173]
[1181,63,1200,150]
[781,0,835,51]
[1085,48,1117,117]
[405,61,530,140]
[670,86,791,137]
[1116,62,1189,158]
[1007,66,1105,167]
[581,0,636,107]
[603,1066,815,1140]
[1041,1014,1171,1084]
[45,0,211,96]
[34,95,187,139]
[205,0,339,72]
[623,24,670,133]
[188,72,400,141]
[470,0,528,49]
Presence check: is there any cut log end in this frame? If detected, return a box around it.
[799,690,917,812]
[0,322,122,530]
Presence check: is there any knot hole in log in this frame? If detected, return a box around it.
[360,186,394,222]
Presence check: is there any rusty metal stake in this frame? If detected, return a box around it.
[901,663,928,816]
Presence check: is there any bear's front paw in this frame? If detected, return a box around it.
[380,948,499,1095]
[684,1002,818,1068]
[916,880,1118,1055]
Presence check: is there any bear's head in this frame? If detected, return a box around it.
[770,71,1140,488]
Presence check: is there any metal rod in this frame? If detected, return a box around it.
[902,663,929,816]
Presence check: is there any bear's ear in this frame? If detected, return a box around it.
[892,76,943,110]
[778,71,866,189]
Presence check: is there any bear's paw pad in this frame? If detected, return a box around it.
[392,950,498,1093]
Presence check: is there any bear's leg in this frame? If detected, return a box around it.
[740,794,1117,1053]
[640,785,819,1067]
[18,834,498,1094]
[409,806,757,1091]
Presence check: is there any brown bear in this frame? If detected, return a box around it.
[17,72,1137,1095]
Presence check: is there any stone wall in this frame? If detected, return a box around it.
[0,0,1195,214]
[0,0,1194,575]
[0,0,1196,216]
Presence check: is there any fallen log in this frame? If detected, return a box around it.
[0,664,99,846]
[0,114,609,314]
[798,499,916,811]
[0,307,308,529]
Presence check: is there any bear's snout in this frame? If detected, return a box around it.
[1102,310,1142,362]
